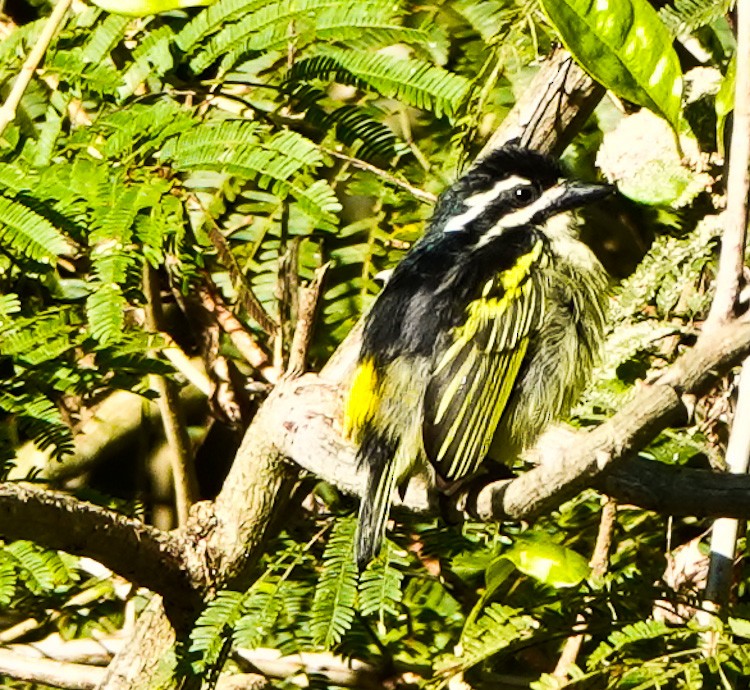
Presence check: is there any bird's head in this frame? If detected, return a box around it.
[429,145,613,245]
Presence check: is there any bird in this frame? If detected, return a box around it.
[343,144,612,570]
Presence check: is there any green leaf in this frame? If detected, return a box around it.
[4,542,73,595]
[484,557,516,597]
[503,536,590,588]
[233,579,286,650]
[598,110,710,206]
[358,538,408,622]
[438,603,539,683]
[660,0,733,34]
[716,54,735,154]
[86,284,127,345]
[90,0,215,17]
[189,590,244,673]
[729,617,750,640]
[289,48,472,119]
[540,0,683,129]
[0,196,70,263]
[81,14,131,63]
[587,619,672,668]
[0,557,15,607]
[117,25,175,100]
[0,294,21,325]
[311,517,358,648]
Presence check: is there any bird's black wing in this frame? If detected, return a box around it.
[423,240,546,481]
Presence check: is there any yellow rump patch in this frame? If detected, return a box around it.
[344,357,380,439]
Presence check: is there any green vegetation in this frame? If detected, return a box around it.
[0,0,747,688]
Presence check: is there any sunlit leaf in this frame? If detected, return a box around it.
[89,0,214,16]
[540,0,683,129]
[503,536,590,588]
[716,54,735,154]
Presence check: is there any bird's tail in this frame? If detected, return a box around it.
[355,432,397,570]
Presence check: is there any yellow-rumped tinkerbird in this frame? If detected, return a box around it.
[344,144,612,569]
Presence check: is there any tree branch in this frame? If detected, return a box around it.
[0,483,207,614]
[199,282,278,383]
[144,264,199,527]
[0,0,72,138]
[267,317,750,523]
[0,648,103,690]
[471,317,750,521]
[286,262,330,377]
[705,0,750,329]
[602,457,750,519]
[479,48,605,159]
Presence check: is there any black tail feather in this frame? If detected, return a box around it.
[354,431,397,570]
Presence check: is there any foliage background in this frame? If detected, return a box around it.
[0,0,747,688]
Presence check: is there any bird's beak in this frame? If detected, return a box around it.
[558,181,614,210]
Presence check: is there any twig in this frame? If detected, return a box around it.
[700,359,750,627]
[8,632,123,665]
[0,0,72,139]
[0,649,104,690]
[705,0,750,329]
[553,498,617,678]
[198,282,279,383]
[234,648,383,690]
[0,619,42,645]
[159,332,212,396]
[320,147,437,203]
[144,264,199,527]
[274,221,297,372]
[698,0,750,644]
[286,262,330,376]
[398,108,431,172]
[0,582,125,650]
[191,195,279,336]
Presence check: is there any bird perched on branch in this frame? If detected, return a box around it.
[344,144,612,569]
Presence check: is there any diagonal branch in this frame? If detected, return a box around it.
[268,317,750,523]
[471,317,750,520]
[0,0,72,138]
[0,483,208,614]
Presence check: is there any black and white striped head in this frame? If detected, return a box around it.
[429,145,612,241]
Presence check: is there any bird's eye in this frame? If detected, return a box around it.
[513,185,538,205]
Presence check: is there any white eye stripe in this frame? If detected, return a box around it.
[444,175,531,233]
[474,184,567,249]
[465,175,531,207]
[495,184,566,229]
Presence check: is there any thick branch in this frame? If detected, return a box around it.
[271,318,750,522]
[602,457,750,518]
[479,48,605,158]
[472,318,750,520]
[0,483,206,613]
[207,390,299,588]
